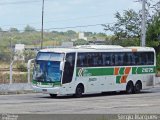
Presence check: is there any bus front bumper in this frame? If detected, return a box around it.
[32,85,62,95]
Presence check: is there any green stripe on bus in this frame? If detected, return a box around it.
[76,66,155,77]
[32,80,61,86]
[116,76,121,83]
[76,68,114,77]
[132,66,156,74]
[119,67,125,75]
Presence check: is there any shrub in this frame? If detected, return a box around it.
[16,63,27,72]
[157,54,160,71]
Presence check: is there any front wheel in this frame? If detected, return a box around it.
[74,85,84,98]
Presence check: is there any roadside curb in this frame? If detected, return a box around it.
[0,83,35,95]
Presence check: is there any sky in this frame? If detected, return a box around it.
[0,0,159,33]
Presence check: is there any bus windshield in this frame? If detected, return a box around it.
[33,52,64,83]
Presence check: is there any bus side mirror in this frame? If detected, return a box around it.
[60,61,65,71]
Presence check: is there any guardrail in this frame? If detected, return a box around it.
[0,68,19,71]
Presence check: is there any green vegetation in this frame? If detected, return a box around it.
[0,29,108,64]
[16,63,27,72]
[103,1,160,68]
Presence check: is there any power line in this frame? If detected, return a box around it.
[0,22,115,32]
[0,14,110,27]
[0,0,51,6]
[46,23,115,30]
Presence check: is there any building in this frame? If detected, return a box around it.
[78,32,87,40]
[14,44,25,61]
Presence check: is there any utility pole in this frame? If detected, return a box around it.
[10,37,13,84]
[41,0,44,49]
[141,0,146,47]
[10,38,13,63]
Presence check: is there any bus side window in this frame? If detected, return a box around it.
[135,53,140,65]
[147,52,154,65]
[83,55,88,67]
[150,52,154,65]
[77,56,81,67]
[141,53,147,65]
[119,53,124,66]
[128,53,134,65]
[123,53,128,65]
[111,53,115,66]
[77,53,83,67]
[114,53,124,66]
[130,53,135,65]
[97,53,103,66]
[105,56,110,66]
[93,53,98,66]
[115,54,118,66]
[88,53,93,67]
[103,53,110,66]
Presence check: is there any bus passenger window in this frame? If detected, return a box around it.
[115,54,118,66]
[77,53,85,67]
[97,53,103,66]
[123,53,128,65]
[88,53,93,67]
[118,54,124,66]
[105,55,110,66]
[146,52,154,65]
[111,54,115,66]
[93,53,98,66]
[141,53,147,65]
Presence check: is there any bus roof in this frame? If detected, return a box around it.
[39,45,155,53]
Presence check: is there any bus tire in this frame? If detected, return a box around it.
[126,81,134,94]
[134,81,142,94]
[74,84,84,98]
[50,94,57,98]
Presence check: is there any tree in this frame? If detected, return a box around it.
[24,50,36,62]
[66,30,76,35]
[73,39,89,46]
[146,11,160,52]
[24,25,36,32]
[9,28,19,32]
[103,9,142,40]
[84,32,93,37]
[103,0,159,47]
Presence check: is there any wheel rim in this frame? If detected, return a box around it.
[127,83,133,94]
[75,86,83,97]
[77,87,82,96]
[135,83,141,93]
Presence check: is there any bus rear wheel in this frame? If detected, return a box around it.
[74,84,84,98]
[126,81,134,94]
[50,94,57,98]
[134,81,142,94]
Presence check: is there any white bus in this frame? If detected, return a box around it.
[32,45,156,97]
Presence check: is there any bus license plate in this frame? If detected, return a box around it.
[42,89,47,92]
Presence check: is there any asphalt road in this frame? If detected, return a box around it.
[0,87,160,114]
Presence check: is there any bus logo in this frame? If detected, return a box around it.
[78,68,84,77]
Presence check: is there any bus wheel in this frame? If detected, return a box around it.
[74,84,84,98]
[50,94,57,98]
[134,81,142,94]
[126,81,134,94]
